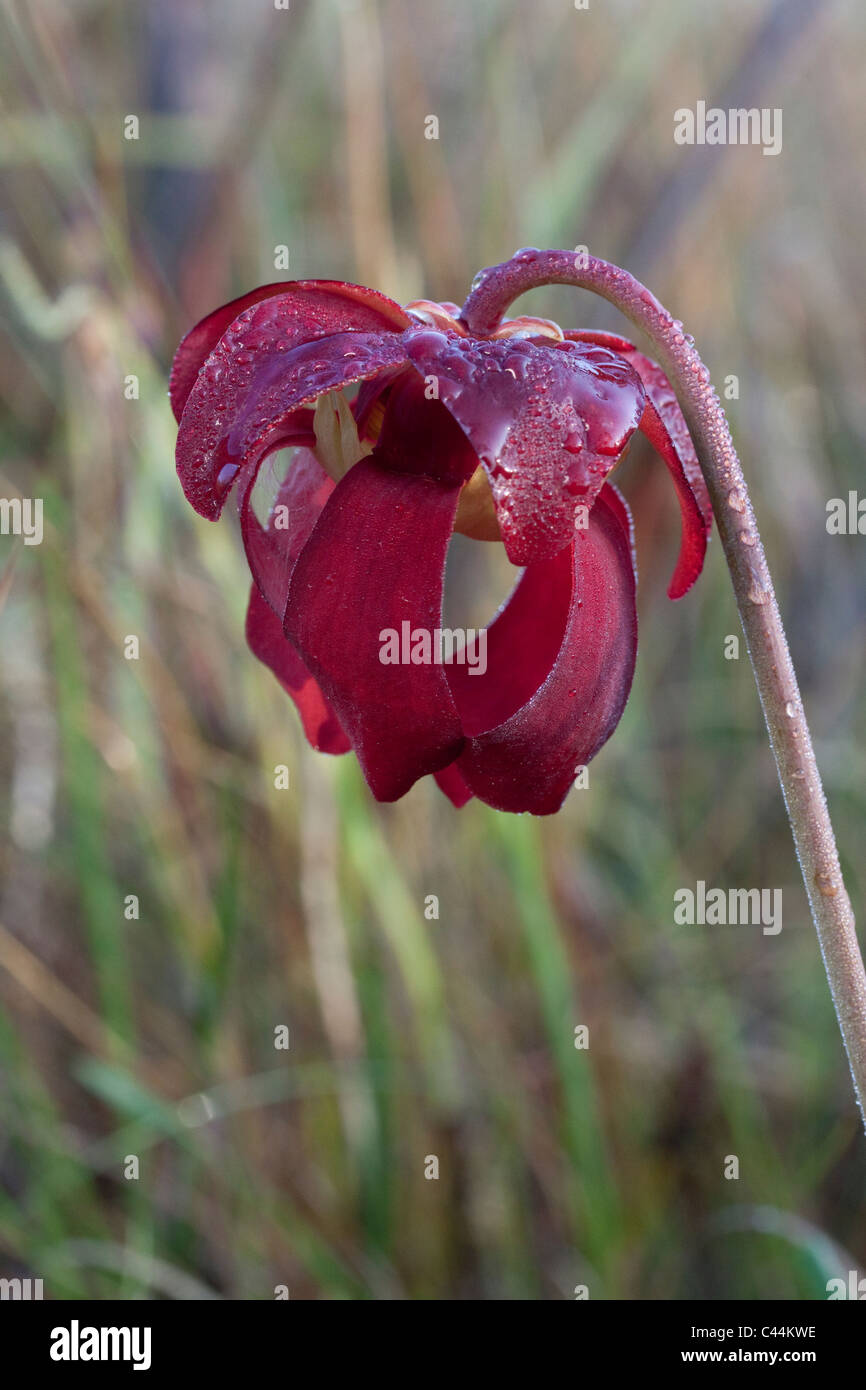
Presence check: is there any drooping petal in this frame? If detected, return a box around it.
[285,457,465,802]
[170,279,409,422]
[177,322,410,520]
[403,329,645,565]
[372,367,478,485]
[239,443,330,619]
[246,583,351,754]
[240,444,350,754]
[446,551,573,737]
[445,484,637,814]
[433,763,474,809]
[566,331,712,598]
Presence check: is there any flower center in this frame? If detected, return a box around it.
[490,315,564,342]
[404,300,469,335]
[404,298,565,345]
[312,390,372,480]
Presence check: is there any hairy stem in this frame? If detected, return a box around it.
[461,249,866,1126]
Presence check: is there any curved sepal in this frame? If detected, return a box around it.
[567,331,712,598]
[246,584,351,754]
[446,485,638,814]
[403,329,644,564]
[170,279,409,423]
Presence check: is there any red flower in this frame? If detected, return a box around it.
[171,257,712,814]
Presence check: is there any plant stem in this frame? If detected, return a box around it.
[461,249,866,1127]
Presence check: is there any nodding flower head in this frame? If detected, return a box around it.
[171,254,712,814]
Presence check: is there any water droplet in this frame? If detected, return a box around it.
[563,430,584,456]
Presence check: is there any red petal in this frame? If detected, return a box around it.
[447,484,637,814]
[403,329,644,564]
[284,458,465,802]
[433,763,474,808]
[354,367,405,440]
[170,284,294,423]
[241,445,351,754]
[246,584,351,754]
[566,331,712,599]
[239,443,329,619]
[372,367,478,484]
[177,323,410,520]
[170,279,409,423]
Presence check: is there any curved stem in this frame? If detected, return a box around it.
[461,249,866,1126]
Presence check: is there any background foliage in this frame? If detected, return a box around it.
[0,0,864,1299]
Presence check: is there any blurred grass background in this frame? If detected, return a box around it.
[0,0,865,1300]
